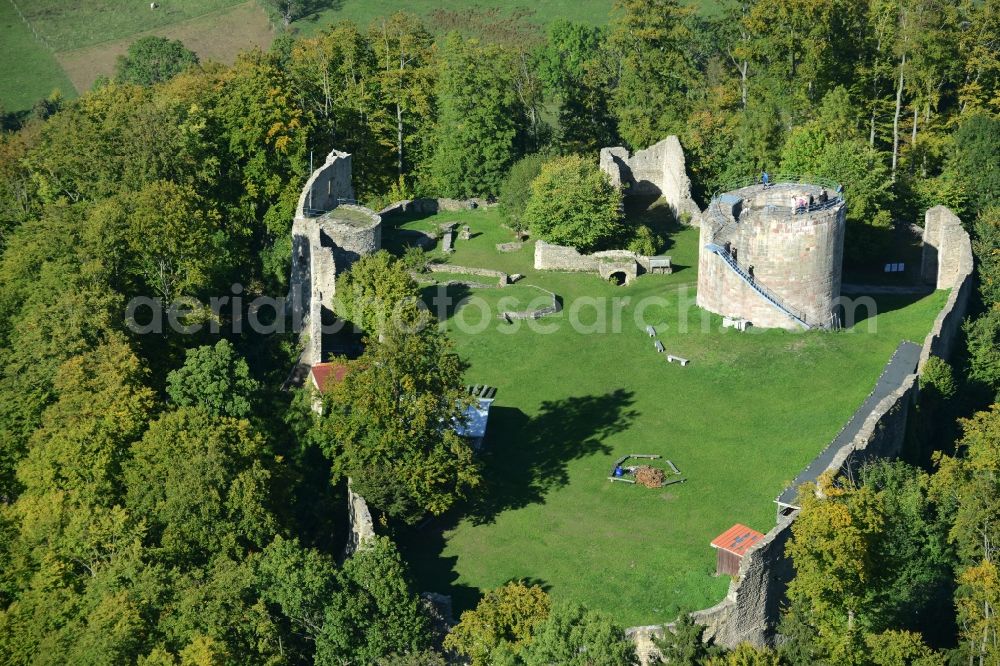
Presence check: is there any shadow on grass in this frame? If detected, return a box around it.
[839,292,933,329]
[467,389,638,525]
[395,390,635,610]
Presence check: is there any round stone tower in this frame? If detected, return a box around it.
[696,181,846,330]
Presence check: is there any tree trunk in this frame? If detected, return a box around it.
[740,60,748,109]
[892,53,906,182]
[396,102,404,177]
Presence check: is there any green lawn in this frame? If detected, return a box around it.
[390,205,946,627]
[0,1,76,115]
[13,0,246,51]
[292,0,725,37]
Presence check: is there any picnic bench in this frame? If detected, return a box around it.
[646,325,656,338]
[654,340,665,353]
[667,354,689,366]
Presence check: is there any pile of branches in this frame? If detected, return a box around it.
[635,466,666,488]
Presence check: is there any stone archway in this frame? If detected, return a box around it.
[609,271,627,286]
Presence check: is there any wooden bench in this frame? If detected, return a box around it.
[654,340,665,353]
[667,354,689,366]
[666,460,680,474]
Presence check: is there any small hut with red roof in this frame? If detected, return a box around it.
[710,523,765,577]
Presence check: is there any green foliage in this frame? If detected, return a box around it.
[627,224,662,256]
[124,407,277,564]
[653,611,716,664]
[609,0,694,149]
[122,180,227,302]
[430,32,526,198]
[115,36,199,87]
[445,581,551,664]
[523,155,623,251]
[964,307,1000,399]
[520,602,637,665]
[948,113,1000,219]
[167,340,260,419]
[784,461,951,663]
[864,629,945,666]
[973,206,1000,306]
[920,356,957,403]
[334,250,424,337]
[318,536,432,663]
[499,154,547,236]
[932,405,1000,664]
[314,322,480,522]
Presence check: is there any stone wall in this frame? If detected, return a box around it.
[664,206,973,650]
[289,152,381,368]
[297,150,354,216]
[378,197,491,219]
[534,241,649,284]
[691,372,919,648]
[918,206,974,370]
[427,263,509,285]
[599,136,701,223]
[344,479,376,558]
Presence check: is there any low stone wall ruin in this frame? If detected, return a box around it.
[378,197,492,219]
[534,241,652,284]
[427,263,508,286]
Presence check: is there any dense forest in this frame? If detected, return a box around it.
[1,0,999,663]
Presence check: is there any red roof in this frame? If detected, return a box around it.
[710,524,765,557]
[310,361,351,393]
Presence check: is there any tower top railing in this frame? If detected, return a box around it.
[704,175,844,239]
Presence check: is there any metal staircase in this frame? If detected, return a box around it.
[705,243,814,329]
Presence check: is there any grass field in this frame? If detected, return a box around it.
[0,0,271,112]
[293,0,615,37]
[385,205,946,627]
[0,0,76,114]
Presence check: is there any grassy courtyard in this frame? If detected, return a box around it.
[387,205,947,627]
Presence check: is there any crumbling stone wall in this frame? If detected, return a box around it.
[344,479,376,558]
[378,197,491,219]
[599,136,701,223]
[289,151,381,367]
[918,206,974,370]
[534,241,648,283]
[676,207,973,650]
[298,150,354,215]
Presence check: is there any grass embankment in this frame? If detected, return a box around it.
[388,205,946,626]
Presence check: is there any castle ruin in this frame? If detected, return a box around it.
[289,150,382,367]
[599,136,702,223]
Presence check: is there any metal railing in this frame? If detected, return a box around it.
[710,174,842,199]
[705,243,814,329]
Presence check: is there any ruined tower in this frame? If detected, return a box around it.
[289,150,382,366]
[696,181,846,330]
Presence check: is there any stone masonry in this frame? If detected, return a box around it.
[289,150,382,367]
[696,183,846,329]
[672,206,972,653]
[599,136,701,223]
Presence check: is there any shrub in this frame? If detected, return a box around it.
[499,154,546,237]
[627,224,661,256]
[523,155,623,252]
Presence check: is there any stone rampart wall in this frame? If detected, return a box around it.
[918,206,974,370]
